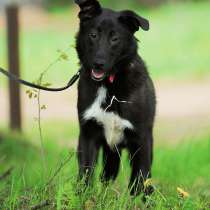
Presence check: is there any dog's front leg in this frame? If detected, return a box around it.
[101,144,121,183]
[128,133,154,198]
[77,131,99,185]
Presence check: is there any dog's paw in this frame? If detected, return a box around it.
[144,185,155,196]
[142,185,155,203]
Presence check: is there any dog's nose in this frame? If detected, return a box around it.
[93,61,105,70]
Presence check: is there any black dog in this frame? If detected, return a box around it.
[75,0,156,197]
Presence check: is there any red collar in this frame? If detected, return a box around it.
[109,74,115,83]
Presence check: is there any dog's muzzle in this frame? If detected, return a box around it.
[91,69,107,81]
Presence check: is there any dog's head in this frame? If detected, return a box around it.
[75,0,149,82]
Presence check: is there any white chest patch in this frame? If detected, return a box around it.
[83,87,134,148]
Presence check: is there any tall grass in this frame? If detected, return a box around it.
[0,132,209,209]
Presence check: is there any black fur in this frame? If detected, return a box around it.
[75,0,156,197]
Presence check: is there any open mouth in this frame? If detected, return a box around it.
[91,69,106,81]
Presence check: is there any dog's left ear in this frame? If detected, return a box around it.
[74,0,102,21]
[119,10,149,32]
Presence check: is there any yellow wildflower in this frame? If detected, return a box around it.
[177,187,190,198]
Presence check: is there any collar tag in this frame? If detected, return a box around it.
[109,74,115,83]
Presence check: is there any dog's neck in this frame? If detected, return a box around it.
[104,56,147,99]
[81,54,147,99]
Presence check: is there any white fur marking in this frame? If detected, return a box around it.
[83,87,134,148]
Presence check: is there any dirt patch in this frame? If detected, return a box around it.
[1,80,210,143]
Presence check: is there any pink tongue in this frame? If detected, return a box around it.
[92,69,104,79]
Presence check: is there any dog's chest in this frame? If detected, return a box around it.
[83,87,133,148]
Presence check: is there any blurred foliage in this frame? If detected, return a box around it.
[1,1,210,87]
[44,0,209,9]
[44,0,73,9]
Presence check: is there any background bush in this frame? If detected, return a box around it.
[44,0,73,9]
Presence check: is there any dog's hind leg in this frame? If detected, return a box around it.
[101,145,121,183]
[77,132,99,185]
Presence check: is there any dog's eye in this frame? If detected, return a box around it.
[89,33,97,39]
[111,36,120,43]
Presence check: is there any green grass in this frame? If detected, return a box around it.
[0,130,210,209]
[140,1,210,79]
[0,29,79,87]
[1,1,210,87]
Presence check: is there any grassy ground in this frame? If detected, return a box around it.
[1,1,210,88]
[0,130,210,210]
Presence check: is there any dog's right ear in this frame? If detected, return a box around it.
[119,10,149,32]
[74,0,102,21]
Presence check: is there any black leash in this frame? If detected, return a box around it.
[0,67,80,92]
